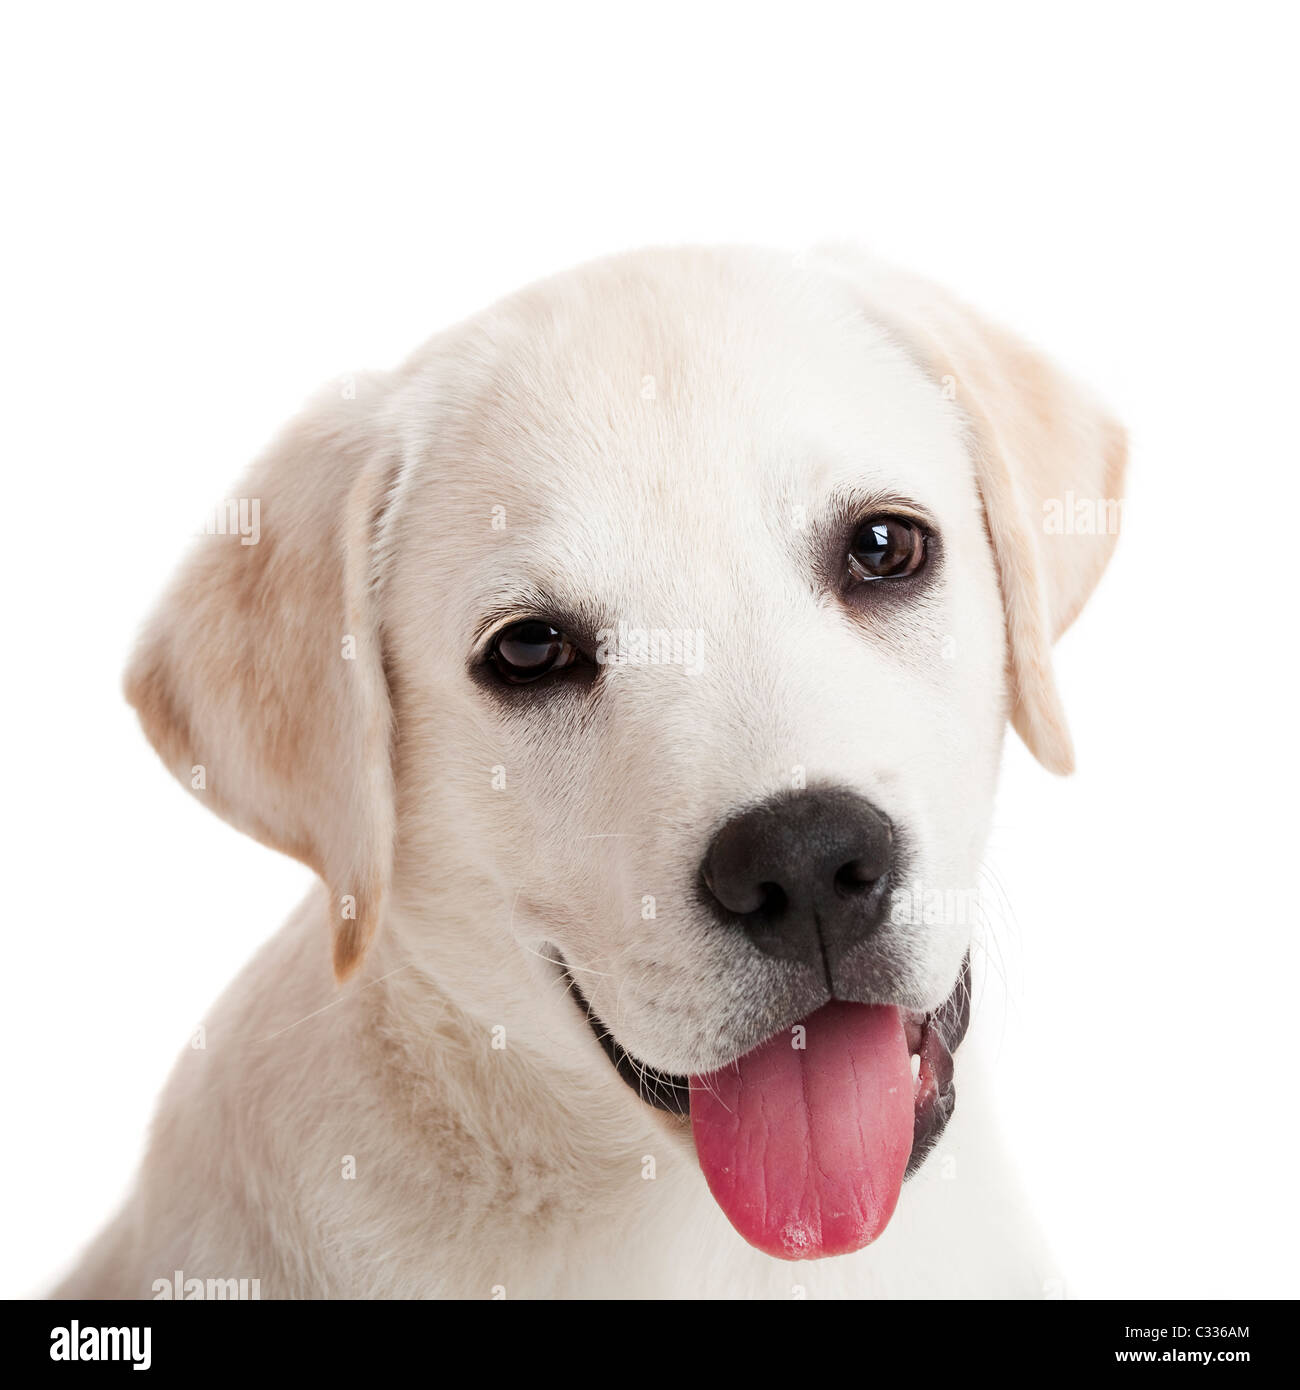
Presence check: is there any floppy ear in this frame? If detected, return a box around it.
[819,250,1127,774]
[125,378,398,980]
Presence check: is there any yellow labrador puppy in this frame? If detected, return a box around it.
[57,247,1123,1298]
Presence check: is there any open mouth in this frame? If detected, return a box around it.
[562,956,970,1261]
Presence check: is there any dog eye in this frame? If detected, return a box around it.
[847,515,928,581]
[488,620,582,684]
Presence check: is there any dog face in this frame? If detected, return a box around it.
[126,246,1124,1258]
[383,254,1006,1076]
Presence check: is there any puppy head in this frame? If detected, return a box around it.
[126,245,1123,1117]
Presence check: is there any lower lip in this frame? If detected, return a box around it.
[560,963,965,1158]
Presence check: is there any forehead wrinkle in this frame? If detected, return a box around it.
[438,265,839,498]
[431,291,919,531]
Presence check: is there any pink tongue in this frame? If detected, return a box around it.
[689,1002,913,1260]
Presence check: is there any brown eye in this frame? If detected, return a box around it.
[848,515,928,581]
[489,620,581,684]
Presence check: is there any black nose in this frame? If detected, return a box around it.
[700,787,894,985]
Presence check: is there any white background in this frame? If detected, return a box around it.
[3,2,1296,1299]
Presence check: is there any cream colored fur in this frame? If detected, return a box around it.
[55,246,1123,1299]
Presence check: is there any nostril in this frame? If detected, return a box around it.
[834,859,880,896]
[754,882,787,919]
[704,864,787,919]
